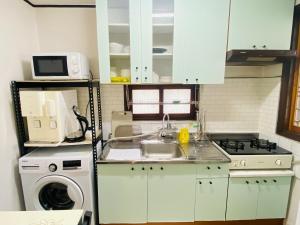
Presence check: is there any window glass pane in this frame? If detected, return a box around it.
[163,89,191,114]
[293,76,300,127]
[132,89,159,114]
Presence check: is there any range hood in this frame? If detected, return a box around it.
[226,50,297,66]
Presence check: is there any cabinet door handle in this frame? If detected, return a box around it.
[252,45,257,49]
[209,181,212,184]
[199,181,202,184]
[262,45,267,49]
[185,78,189,83]
[196,78,199,83]
[150,167,153,170]
[256,180,259,184]
[207,166,211,170]
[131,167,134,171]
[144,66,148,70]
[135,77,139,81]
[217,166,221,170]
[145,77,148,81]
[245,181,249,184]
[263,180,267,183]
[273,179,277,183]
[135,67,139,70]
[160,167,164,170]
[142,167,145,170]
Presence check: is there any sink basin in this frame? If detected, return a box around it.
[141,141,183,159]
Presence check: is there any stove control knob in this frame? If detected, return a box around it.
[275,159,282,166]
[240,160,246,167]
[49,163,57,172]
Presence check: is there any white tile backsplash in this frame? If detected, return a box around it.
[100,68,267,138]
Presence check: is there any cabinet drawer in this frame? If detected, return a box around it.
[196,163,229,178]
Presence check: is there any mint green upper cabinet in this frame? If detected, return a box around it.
[147,164,196,222]
[226,177,259,220]
[173,0,230,84]
[257,177,292,219]
[96,0,142,84]
[97,164,147,224]
[195,178,228,221]
[96,0,110,83]
[228,0,294,50]
[129,0,143,84]
[140,0,153,83]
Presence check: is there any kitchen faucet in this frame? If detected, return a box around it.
[161,113,174,138]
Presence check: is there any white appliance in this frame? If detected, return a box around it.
[19,146,96,225]
[20,90,79,143]
[212,134,293,170]
[32,52,90,80]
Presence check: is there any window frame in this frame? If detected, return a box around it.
[124,84,199,121]
[277,5,300,141]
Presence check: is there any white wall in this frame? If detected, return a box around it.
[0,0,39,210]
[256,65,300,225]
[35,8,99,76]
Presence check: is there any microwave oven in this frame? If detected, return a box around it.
[31,52,90,80]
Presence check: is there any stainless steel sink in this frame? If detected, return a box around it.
[141,140,183,159]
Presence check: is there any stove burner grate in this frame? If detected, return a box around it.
[250,139,277,151]
[219,139,245,151]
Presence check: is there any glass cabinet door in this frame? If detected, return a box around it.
[140,0,174,84]
[97,0,142,84]
[153,0,174,84]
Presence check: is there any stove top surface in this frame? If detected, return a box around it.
[211,133,292,155]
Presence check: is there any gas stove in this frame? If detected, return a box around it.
[211,133,293,170]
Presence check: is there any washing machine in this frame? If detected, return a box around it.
[19,146,97,225]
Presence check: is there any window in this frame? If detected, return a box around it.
[277,6,300,141]
[124,85,199,120]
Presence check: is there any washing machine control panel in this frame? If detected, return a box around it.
[48,163,57,172]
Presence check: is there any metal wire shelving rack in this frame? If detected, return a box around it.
[11,80,102,225]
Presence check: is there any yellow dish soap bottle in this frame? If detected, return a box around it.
[178,128,190,144]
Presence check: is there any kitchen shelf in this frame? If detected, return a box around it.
[109,23,130,33]
[24,133,102,147]
[11,80,102,155]
[24,140,92,147]
[109,23,173,34]
[11,79,103,225]
[153,24,173,33]
[153,53,173,59]
[110,53,130,58]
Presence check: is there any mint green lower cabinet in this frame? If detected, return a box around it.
[195,178,228,221]
[97,164,147,224]
[257,176,292,219]
[147,164,196,222]
[226,177,259,220]
[226,176,292,221]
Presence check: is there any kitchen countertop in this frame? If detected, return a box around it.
[0,210,83,225]
[97,139,231,164]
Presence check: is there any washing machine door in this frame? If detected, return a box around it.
[33,175,84,210]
